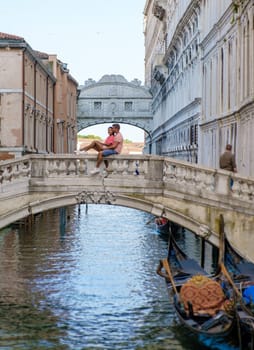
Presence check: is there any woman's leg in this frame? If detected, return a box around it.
[81,141,104,152]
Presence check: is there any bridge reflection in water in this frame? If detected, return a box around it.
[0,154,254,261]
[0,205,239,349]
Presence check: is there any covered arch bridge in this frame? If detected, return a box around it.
[77,75,153,135]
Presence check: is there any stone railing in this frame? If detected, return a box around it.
[29,154,152,178]
[0,156,31,197]
[1,154,254,205]
[1,154,254,260]
[163,157,254,206]
[0,156,31,183]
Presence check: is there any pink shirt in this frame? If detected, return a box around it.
[104,135,114,145]
[114,132,123,154]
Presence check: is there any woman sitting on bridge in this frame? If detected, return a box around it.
[77,124,124,175]
[78,126,115,153]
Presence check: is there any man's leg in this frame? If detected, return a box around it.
[104,159,109,169]
[90,151,104,175]
[103,150,117,170]
[96,151,104,168]
[90,150,116,175]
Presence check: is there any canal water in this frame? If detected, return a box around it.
[0,205,239,350]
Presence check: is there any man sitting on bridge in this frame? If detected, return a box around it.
[90,123,123,175]
[80,123,123,175]
[79,126,115,154]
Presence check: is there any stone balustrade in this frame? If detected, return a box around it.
[0,157,31,184]
[1,154,254,262]
[0,154,253,205]
[0,156,31,198]
[163,157,254,204]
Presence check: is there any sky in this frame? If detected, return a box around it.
[1,0,146,142]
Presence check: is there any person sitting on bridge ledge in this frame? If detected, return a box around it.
[219,144,237,188]
[82,123,123,175]
[78,126,115,154]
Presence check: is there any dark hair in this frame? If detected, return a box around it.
[226,144,232,151]
[112,123,120,129]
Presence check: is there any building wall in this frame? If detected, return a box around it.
[66,75,78,153]
[0,37,56,156]
[23,52,55,154]
[144,0,254,176]
[0,33,78,157]
[144,0,201,159]
[46,55,78,154]
[0,48,23,147]
[200,0,254,176]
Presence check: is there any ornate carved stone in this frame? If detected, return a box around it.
[76,190,116,205]
[152,3,165,21]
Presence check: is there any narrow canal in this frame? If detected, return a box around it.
[0,205,239,349]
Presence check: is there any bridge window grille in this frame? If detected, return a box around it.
[124,102,133,111]
[156,139,162,155]
[94,102,102,110]
[190,124,198,145]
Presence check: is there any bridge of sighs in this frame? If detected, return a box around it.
[77,75,153,145]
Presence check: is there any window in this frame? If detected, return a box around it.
[156,139,162,155]
[124,101,133,111]
[94,101,102,110]
[190,124,198,145]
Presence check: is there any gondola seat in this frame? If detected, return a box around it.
[180,275,226,316]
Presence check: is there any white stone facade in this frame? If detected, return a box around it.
[200,0,254,176]
[144,0,254,176]
[77,75,153,138]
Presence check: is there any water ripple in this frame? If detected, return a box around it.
[0,205,239,349]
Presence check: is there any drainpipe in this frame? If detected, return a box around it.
[33,62,37,151]
[53,81,55,153]
[46,76,48,153]
[22,49,25,148]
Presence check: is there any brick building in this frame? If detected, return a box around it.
[0,32,78,158]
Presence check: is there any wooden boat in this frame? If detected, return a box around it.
[157,232,235,337]
[157,229,208,288]
[219,214,254,348]
[155,217,170,234]
[220,260,254,349]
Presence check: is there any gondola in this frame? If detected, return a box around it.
[157,228,208,288]
[219,214,254,349]
[157,231,235,337]
[155,217,170,235]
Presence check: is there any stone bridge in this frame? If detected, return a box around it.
[1,154,254,261]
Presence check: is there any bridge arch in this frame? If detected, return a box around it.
[6,191,205,242]
[77,74,153,135]
[78,121,150,137]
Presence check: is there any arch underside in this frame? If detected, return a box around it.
[77,118,153,136]
[2,191,216,247]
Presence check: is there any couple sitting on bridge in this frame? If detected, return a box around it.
[79,123,123,175]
